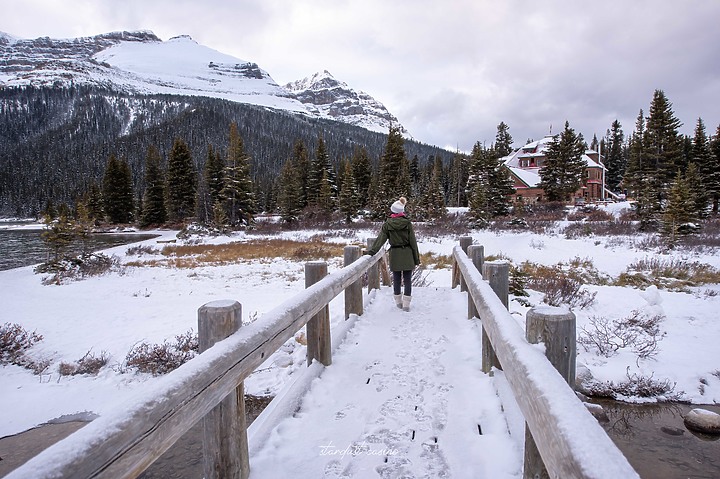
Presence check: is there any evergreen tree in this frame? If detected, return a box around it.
[539,121,586,202]
[292,139,310,209]
[468,175,489,227]
[84,182,104,225]
[204,144,225,207]
[39,211,76,271]
[276,157,302,224]
[374,125,407,217]
[605,120,626,192]
[448,153,469,207]
[709,124,720,213]
[317,169,336,217]
[211,200,229,231]
[645,89,684,190]
[690,118,712,216]
[351,146,372,208]
[338,159,359,223]
[140,145,167,227]
[417,156,446,220]
[628,91,684,230]
[102,154,134,224]
[662,170,697,243]
[624,109,657,229]
[222,122,256,226]
[307,135,337,207]
[467,142,514,223]
[685,163,707,219]
[409,154,421,196]
[166,137,197,223]
[488,161,515,217]
[495,122,514,158]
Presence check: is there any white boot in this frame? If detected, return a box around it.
[394,294,403,309]
[402,295,411,312]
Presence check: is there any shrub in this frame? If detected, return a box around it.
[531,274,597,309]
[124,330,198,376]
[59,350,109,376]
[509,265,530,298]
[519,258,606,309]
[1,322,43,364]
[0,322,48,374]
[583,369,682,401]
[36,253,120,285]
[578,310,664,359]
[126,244,160,256]
[415,214,470,236]
[616,257,720,290]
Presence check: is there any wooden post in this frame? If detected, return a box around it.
[344,245,363,319]
[467,244,484,320]
[198,300,249,479]
[481,261,508,373]
[366,238,380,292]
[305,261,331,366]
[458,236,473,291]
[523,306,577,479]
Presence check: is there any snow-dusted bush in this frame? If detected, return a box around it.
[0,322,48,373]
[582,369,682,401]
[578,310,665,359]
[125,244,160,256]
[616,257,720,291]
[58,350,109,376]
[123,330,198,376]
[36,253,120,285]
[519,258,604,309]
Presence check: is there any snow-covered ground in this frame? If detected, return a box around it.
[1,202,719,446]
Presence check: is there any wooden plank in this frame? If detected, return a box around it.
[452,246,639,479]
[198,300,249,479]
[481,261,507,373]
[6,250,387,479]
[523,306,577,479]
[344,246,363,319]
[306,262,331,366]
[366,238,380,291]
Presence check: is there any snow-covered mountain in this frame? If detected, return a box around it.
[286,70,407,135]
[0,30,405,135]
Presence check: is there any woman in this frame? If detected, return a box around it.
[366,197,420,311]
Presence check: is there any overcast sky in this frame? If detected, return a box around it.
[3,0,720,152]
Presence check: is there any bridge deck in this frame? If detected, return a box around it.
[250,286,522,478]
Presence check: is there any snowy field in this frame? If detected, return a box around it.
[1,202,719,443]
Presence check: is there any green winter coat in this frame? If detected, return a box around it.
[367,215,420,271]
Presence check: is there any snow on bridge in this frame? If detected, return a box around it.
[249,286,521,478]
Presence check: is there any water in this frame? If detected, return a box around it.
[592,400,720,479]
[0,224,159,271]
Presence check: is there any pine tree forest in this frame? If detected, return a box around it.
[1,86,719,236]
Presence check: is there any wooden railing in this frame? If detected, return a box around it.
[453,237,639,479]
[6,245,386,479]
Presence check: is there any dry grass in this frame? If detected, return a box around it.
[127,239,346,268]
[616,257,720,290]
[420,252,453,270]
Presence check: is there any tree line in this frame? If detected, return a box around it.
[3,85,719,241]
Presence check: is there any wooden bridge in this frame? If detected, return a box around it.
[6,238,639,479]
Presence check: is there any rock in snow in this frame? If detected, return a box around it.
[684,408,720,435]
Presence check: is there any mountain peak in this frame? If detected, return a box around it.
[168,34,197,43]
[285,71,407,135]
